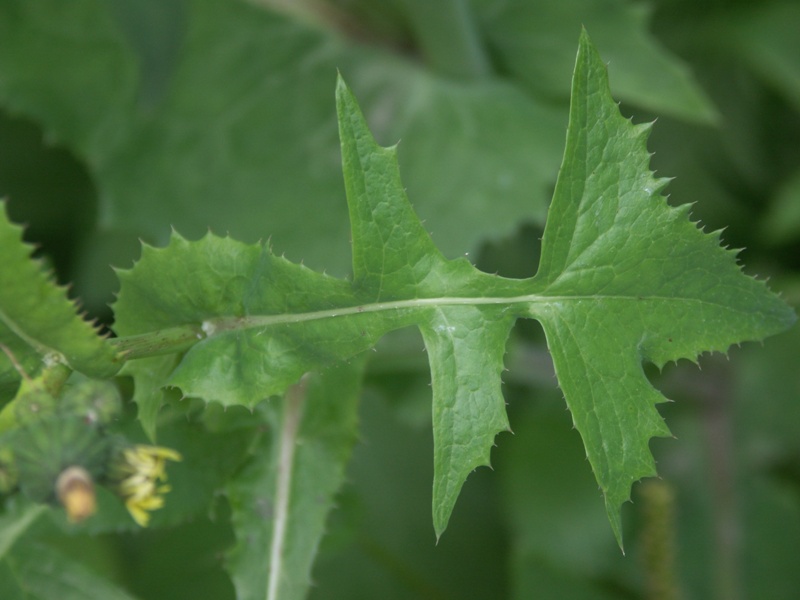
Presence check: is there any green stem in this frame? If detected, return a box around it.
[640,479,682,600]
[267,374,309,600]
[404,0,491,79]
[109,324,206,360]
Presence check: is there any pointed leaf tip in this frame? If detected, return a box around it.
[334,72,356,116]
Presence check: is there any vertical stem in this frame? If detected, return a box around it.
[641,479,682,600]
[702,374,741,600]
[267,374,310,600]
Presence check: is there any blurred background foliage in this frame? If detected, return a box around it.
[1,0,799,598]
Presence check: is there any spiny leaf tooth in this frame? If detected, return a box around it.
[672,202,695,218]
[110,264,130,280]
[650,176,673,194]
[708,227,727,242]
[168,225,187,241]
[95,327,113,342]
[137,240,161,261]
[633,120,655,137]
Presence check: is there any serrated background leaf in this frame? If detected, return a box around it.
[0,205,119,385]
[226,363,361,600]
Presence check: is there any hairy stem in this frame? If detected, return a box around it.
[640,479,682,600]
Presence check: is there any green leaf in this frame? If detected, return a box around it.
[113,231,379,406]
[1,540,139,600]
[528,29,794,546]
[474,0,718,123]
[0,498,46,560]
[0,0,565,286]
[761,169,800,245]
[120,354,181,442]
[113,31,794,547]
[0,204,120,384]
[715,2,800,112]
[225,362,362,600]
[113,76,521,539]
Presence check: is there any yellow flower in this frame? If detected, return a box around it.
[111,445,181,527]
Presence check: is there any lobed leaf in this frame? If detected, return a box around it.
[114,77,523,538]
[112,32,795,547]
[527,29,795,546]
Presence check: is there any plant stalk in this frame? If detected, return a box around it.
[267,373,310,600]
[109,325,206,360]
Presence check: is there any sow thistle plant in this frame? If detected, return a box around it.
[0,31,795,599]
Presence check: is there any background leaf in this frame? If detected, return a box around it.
[225,362,362,600]
[1,540,139,600]
[0,205,119,388]
[0,498,46,560]
[0,0,564,307]
[473,0,718,123]
[713,1,800,112]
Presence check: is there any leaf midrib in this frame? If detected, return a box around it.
[201,293,741,336]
